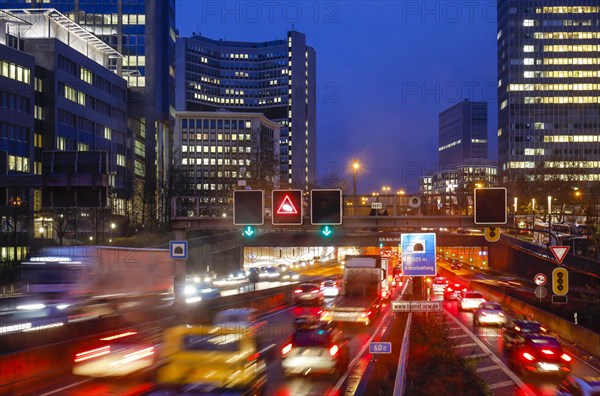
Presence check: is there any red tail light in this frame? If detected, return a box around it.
[329,345,339,356]
[310,289,319,294]
[522,352,535,361]
[74,346,111,362]
[561,353,572,362]
[247,352,260,362]
[281,343,292,355]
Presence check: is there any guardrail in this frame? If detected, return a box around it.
[393,312,412,396]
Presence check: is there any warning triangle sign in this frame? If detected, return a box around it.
[550,246,570,264]
[276,195,298,215]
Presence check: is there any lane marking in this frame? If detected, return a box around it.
[476,365,501,373]
[464,353,489,360]
[39,379,91,396]
[490,380,517,390]
[443,308,535,396]
[448,334,469,339]
[454,342,478,348]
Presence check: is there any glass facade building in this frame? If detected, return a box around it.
[497,1,600,186]
[1,0,177,224]
[175,31,316,189]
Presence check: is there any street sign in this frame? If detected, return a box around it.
[550,246,570,264]
[369,342,392,354]
[534,286,547,299]
[534,273,547,286]
[484,227,501,242]
[392,300,442,312]
[310,189,342,225]
[552,295,568,304]
[321,225,333,238]
[371,202,383,210]
[272,190,302,225]
[233,190,264,225]
[474,187,507,224]
[401,233,436,276]
[243,226,256,238]
[552,267,569,296]
[169,240,188,259]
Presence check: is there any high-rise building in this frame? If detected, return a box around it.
[175,31,316,189]
[173,111,280,216]
[1,0,177,224]
[438,100,489,169]
[497,1,600,187]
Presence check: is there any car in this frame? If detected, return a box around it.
[430,276,448,294]
[444,282,467,300]
[184,281,221,304]
[293,283,324,305]
[281,320,350,377]
[458,291,486,311]
[502,319,548,350]
[282,271,301,281]
[556,375,600,396]
[73,330,157,377]
[321,280,340,298]
[473,302,507,326]
[507,333,572,377]
[213,308,264,330]
[156,325,272,394]
[450,261,462,270]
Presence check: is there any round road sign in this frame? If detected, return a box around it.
[534,286,548,299]
[534,273,547,286]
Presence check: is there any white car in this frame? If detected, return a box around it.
[321,280,340,297]
[458,291,486,311]
[473,302,507,326]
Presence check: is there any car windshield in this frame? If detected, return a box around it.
[292,328,330,347]
[481,303,502,310]
[183,334,240,352]
[530,337,560,347]
[299,284,318,292]
[323,281,335,287]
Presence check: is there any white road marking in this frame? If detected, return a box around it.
[454,342,478,348]
[448,334,469,339]
[490,380,517,390]
[476,365,501,373]
[39,379,91,396]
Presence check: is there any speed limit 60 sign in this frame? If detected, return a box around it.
[369,342,392,354]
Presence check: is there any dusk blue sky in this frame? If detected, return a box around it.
[176,1,498,194]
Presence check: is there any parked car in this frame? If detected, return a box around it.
[502,319,548,350]
[556,375,600,396]
[473,302,507,326]
[73,330,157,377]
[293,283,324,305]
[458,291,486,311]
[507,333,572,377]
[281,320,350,377]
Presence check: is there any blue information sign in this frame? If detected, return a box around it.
[369,342,392,354]
[170,240,188,259]
[401,233,437,276]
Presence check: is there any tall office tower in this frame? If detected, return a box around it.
[497,1,600,188]
[1,0,176,224]
[439,100,489,169]
[175,31,316,189]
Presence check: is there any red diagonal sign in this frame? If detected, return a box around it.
[550,246,570,264]
[276,195,298,215]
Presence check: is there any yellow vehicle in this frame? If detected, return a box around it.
[156,324,271,395]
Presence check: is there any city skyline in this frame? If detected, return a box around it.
[176,1,499,193]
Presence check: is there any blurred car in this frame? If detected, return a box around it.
[444,282,467,300]
[156,325,271,394]
[184,282,221,304]
[503,319,548,350]
[282,271,301,281]
[227,270,248,282]
[507,333,572,377]
[281,320,350,377]
[293,314,321,328]
[556,375,600,396]
[73,331,156,377]
[458,291,486,311]
[450,261,462,270]
[321,280,340,298]
[293,283,324,305]
[213,308,263,330]
[473,302,507,326]
[430,276,448,294]
[266,267,280,279]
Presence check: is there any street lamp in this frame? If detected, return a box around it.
[352,160,359,196]
[382,186,390,194]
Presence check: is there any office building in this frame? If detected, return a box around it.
[173,111,280,215]
[1,0,177,224]
[175,31,316,189]
[439,100,489,170]
[497,1,600,186]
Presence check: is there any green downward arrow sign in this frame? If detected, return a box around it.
[243,226,255,237]
[321,226,333,237]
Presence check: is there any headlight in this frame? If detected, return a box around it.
[184,285,196,296]
[16,304,46,310]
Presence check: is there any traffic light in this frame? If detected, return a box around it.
[272,190,302,225]
[242,225,256,238]
[321,225,333,238]
[310,189,342,225]
[233,190,264,225]
[552,267,569,296]
[474,187,507,224]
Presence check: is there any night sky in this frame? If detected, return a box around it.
[176,1,498,193]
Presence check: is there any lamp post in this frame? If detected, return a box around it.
[110,222,116,244]
[547,196,552,245]
[352,160,359,197]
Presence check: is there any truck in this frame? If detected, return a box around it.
[19,245,178,316]
[320,255,384,326]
